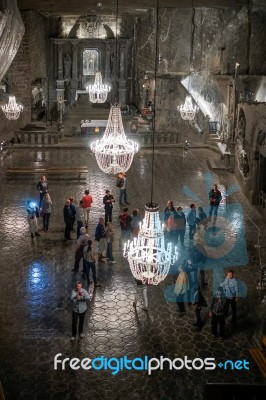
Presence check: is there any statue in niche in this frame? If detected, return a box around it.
[240,150,249,177]
[64,54,72,79]
[58,17,64,38]
[83,50,98,76]
[238,116,246,138]
[32,81,46,121]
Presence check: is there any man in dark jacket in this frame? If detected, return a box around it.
[208,183,222,224]
[175,206,186,247]
[94,217,106,263]
[103,190,115,226]
[63,199,73,240]
[209,287,227,341]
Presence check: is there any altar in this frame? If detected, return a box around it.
[80,119,107,135]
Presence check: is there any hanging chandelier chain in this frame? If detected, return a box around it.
[150,0,159,206]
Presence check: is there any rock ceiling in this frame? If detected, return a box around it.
[17,0,249,17]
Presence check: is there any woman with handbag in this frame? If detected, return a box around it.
[41,193,52,232]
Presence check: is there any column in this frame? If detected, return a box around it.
[104,40,111,80]
[57,43,63,80]
[118,40,127,106]
[70,40,79,103]
[71,40,79,80]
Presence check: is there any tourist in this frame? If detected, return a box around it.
[208,183,222,224]
[209,287,227,341]
[41,193,52,232]
[193,286,207,331]
[70,281,90,341]
[187,203,197,241]
[69,196,76,231]
[222,270,239,324]
[26,200,41,241]
[82,189,93,228]
[103,189,115,226]
[105,222,116,264]
[174,263,190,317]
[175,206,186,247]
[72,227,90,274]
[133,279,148,311]
[94,217,106,263]
[164,200,176,222]
[37,175,48,208]
[118,207,132,247]
[83,240,101,287]
[63,199,73,240]
[117,172,129,206]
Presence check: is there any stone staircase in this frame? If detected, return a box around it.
[63,95,110,135]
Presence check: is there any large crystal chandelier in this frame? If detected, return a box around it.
[124,0,178,285]
[177,95,198,121]
[86,71,110,103]
[124,204,178,285]
[1,95,23,120]
[91,103,139,174]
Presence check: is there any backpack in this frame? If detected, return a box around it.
[116,177,123,188]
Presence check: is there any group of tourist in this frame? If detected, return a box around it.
[26,175,236,342]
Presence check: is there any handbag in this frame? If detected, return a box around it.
[40,210,44,217]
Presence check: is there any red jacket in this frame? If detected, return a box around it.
[82,194,93,208]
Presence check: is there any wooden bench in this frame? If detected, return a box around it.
[5,167,88,179]
[249,336,266,378]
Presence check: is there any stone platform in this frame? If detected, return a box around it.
[0,147,265,400]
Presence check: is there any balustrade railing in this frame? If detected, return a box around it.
[14,131,59,145]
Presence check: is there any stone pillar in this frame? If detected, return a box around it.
[118,40,127,106]
[105,40,111,80]
[58,44,63,80]
[70,40,79,103]
[71,40,79,80]
[119,42,126,80]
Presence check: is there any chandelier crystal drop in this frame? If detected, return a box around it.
[91,103,139,174]
[124,203,178,285]
[177,95,198,121]
[86,71,110,103]
[1,95,23,120]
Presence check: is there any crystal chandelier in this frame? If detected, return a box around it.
[86,71,110,103]
[124,0,178,286]
[91,103,139,174]
[1,95,23,120]
[124,204,178,285]
[177,95,198,121]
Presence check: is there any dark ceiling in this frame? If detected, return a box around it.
[17,0,249,17]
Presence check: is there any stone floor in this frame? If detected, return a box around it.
[0,145,265,400]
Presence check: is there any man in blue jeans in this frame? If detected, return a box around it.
[117,172,130,206]
[222,270,239,324]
